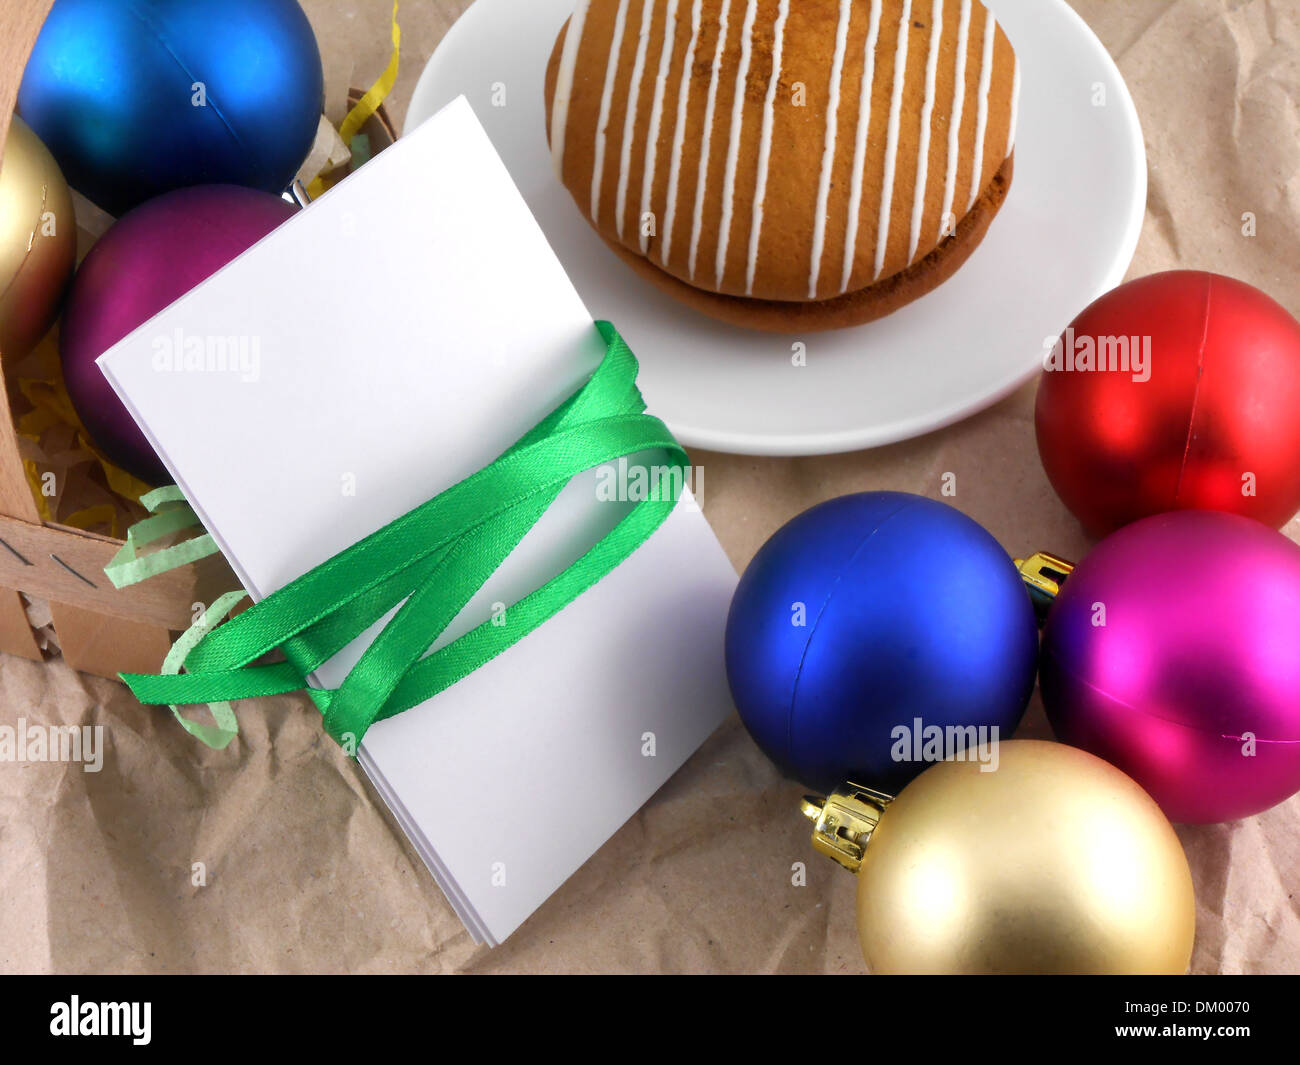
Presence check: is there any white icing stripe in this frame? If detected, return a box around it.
[744,0,790,296]
[808,0,854,299]
[967,9,996,213]
[839,0,883,294]
[874,0,913,280]
[639,0,680,255]
[906,0,945,264]
[688,0,732,281]
[1006,53,1020,154]
[661,0,704,266]
[550,0,592,179]
[714,0,759,290]
[939,0,972,244]
[591,0,634,224]
[616,0,656,241]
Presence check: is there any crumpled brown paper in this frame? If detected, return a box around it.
[2,0,1297,975]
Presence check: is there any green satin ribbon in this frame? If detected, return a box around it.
[119,322,687,752]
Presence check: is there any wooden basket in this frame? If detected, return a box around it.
[0,0,241,678]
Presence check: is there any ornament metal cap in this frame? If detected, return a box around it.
[800,784,894,873]
[1014,551,1075,620]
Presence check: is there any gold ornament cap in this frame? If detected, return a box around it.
[800,784,893,873]
[1014,550,1075,620]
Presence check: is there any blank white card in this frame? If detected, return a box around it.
[99,97,738,945]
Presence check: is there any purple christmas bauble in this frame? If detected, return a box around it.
[61,184,295,484]
[1041,510,1300,824]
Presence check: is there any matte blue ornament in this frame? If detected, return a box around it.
[18,0,323,216]
[725,492,1038,794]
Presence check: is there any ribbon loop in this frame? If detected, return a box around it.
[120,323,690,751]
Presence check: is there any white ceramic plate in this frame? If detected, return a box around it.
[408,0,1145,456]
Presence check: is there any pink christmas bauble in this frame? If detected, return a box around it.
[61,184,295,484]
[1040,510,1300,823]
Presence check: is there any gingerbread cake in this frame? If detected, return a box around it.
[545,0,1019,331]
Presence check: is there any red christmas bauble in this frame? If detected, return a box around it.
[1035,271,1300,536]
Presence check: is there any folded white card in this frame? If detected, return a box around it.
[98,96,738,946]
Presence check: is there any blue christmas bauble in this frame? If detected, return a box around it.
[18,0,323,216]
[725,492,1038,793]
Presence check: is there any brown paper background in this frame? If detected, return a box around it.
[2,0,1298,974]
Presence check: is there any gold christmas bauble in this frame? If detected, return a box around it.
[0,116,77,359]
[855,740,1196,974]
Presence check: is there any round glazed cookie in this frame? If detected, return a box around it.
[545,0,1019,331]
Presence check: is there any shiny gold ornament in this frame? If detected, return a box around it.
[805,740,1196,974]
[0,117,77,359]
